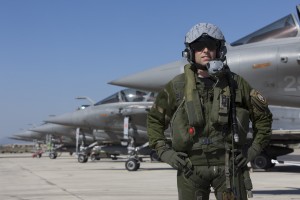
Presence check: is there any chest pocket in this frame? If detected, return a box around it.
[210,88,250,145]
[210,87,230,125]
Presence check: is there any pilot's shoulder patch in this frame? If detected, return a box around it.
[250,89,269,113]
[250,89,267,104]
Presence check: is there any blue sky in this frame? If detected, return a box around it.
[0,1,299,143]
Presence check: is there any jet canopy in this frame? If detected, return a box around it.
[94,88,156,105]
[231,14,299,46]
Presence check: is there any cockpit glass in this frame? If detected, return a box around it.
[121,88,155,102]
[94,93,119,105]
[94,89,157,105]
[231,14,298,46]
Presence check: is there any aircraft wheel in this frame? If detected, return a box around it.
[251,153,272,169]
[125,158,140,171]
[90,154,100,161]
[90,154,96,161]
[78,154,88,163]
[49,152,57,159]
[111,155,118,160]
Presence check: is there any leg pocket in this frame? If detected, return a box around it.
[177,169,210,200]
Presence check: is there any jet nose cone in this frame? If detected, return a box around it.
[45,112,77,126]
[45,110,89,128]
[108,75,149,91]
[30,127,43,134]
[30,123,74,136]
[108,59,187,92]
[30,124,53,134]
[14,130,40,139]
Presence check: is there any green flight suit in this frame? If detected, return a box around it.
[147,64,272,200]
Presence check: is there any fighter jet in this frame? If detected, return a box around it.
[44,88,156,167]
[10,130,44,143]
[109,5,300,108]
[107,5,300,170]
[10,128,80,158]
[45,88,153,142]
[32,122,151,163]
[29,123,97,159]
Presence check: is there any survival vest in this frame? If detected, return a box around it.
[170,64,250,152]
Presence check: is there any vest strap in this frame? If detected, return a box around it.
[191,133,226,151]
[184,64,204,127]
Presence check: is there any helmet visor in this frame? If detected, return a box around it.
[190,36,219,51]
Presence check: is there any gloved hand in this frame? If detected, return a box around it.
[235,144,261,168]
[160,149,188,171]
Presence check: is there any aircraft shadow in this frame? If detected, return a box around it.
[253,187,300,195]
[265,165,300,173]
[135,168,174,171]
[85,168,173,171]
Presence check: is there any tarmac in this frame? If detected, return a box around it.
[0,150,300,200]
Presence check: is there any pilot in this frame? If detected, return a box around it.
[133,90,145,102]
[147,23,272,200]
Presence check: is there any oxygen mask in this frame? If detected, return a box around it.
[206,60,225,75]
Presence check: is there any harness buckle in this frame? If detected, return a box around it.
[183,167,193,178]
[183,157,194,178]
[202,137,212,145]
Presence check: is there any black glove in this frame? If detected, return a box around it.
[235,144,261,168]
[160,149,187,171]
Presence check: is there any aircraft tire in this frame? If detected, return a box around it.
[49,152,57,159]
[251,153,272,169]
[90,154,96,161]
[90,154,100,161]
[111,155,118,160]
[125,158,140,171]
[78,154,88,163]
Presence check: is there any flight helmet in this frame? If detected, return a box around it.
[182,23,227,65]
